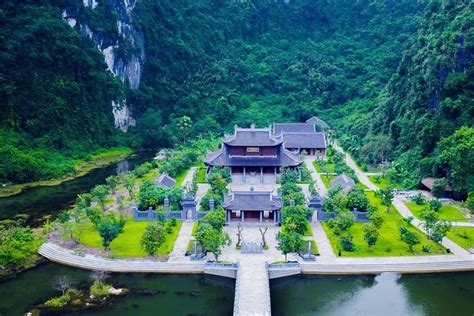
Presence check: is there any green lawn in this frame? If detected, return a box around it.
[313,160,335,173]
[191,221,199,236]
[174,168,189,187]
[304,240,319,255]
[79,218,182,257]
[368,175,404,190]
[447,227,474,250]
[355,180,369,190]
[320,174,335,189]
[196,167,207,183]
[405,202,467,222]
[323,192,446,257]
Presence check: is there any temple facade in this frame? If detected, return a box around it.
[222,189,282,223]
[204,125,302,183]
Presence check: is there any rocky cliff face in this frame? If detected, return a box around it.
[62,0,145,131]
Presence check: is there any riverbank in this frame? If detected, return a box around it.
[0,147,133,197]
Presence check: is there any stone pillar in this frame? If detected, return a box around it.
[209,198,215,211]
[165,197,171,220]
[290,199,295,206]
[260,167,263,183]
[227,210,231,223]
[241,211,244,222]
[259,211,263,222]
[273,211,277,223]
[243,166,246,183]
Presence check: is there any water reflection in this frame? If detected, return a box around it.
[0,263,235,315]
[0,155,149,226]
[271,272,474,316]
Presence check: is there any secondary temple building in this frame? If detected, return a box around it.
[222,189,282,223]
[204,122,326,183]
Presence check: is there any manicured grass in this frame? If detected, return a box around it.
[174,168,190,187]
[304,240,319,255]
[313,160,335,173]
[79,218,182,257]
[405,202,467,222]
[368,175,404,190]
[196,167,207,183]
[447,227,474,250]
[355,180,369,190]
[320,175,335,189]
[191,221,199,236]
[322,192,446,257]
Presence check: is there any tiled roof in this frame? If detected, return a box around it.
[223,126,282,146]
[204,147,302,167]
[330,173,356,191]
[281,132,326,149]
[222,190,282,211]
[273,123,315,135]
[155,174,176,188]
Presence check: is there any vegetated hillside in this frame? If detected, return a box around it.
[130,0,424,149]
[336,1,473,194]
[0,1,124,183]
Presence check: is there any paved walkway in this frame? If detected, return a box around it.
[168,220,195,262]
[304,157,328,197]
[311,221,335,258]
[234,257,271,316]
[181,166,198,189]
[332,143,378,191]
[333,142,471,258]
[38,242,204,273]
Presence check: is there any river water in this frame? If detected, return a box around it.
[270,272,474,316]
[0,263,235,315]
[0,155,149,226]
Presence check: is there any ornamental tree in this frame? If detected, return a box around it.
[98,214,125,250]
[276,231,304,262]
[91,185,110,212]
[363,224,379,248]
[399,227,420,252]
[141,222,166,255]
[106,175,120,194]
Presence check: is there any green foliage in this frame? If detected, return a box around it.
[328,211,355,235]
[138,180,183,210]
[467,192,474,212]
[90,280,110,298]
[97,214,125,250]
[375,187,394,212]
[91,185,110,212]
[363,224,379,248]
[276,231,304,262]
[0,3,125,184]
[409,193,426,205]
[194,207,229,260]
[281,205,312,235]
[346,188,370,212]
[399,226,420,252]
[106,176,120,194]
[432,179,449,198]
[339,235,355,252]
[140,222,166,255]
[0,223,43,269]
[44,289,75,308]
[429,199,442,212]
[123,174,137,200]
[323,187,348,213]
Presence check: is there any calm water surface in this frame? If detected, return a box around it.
[0,263,235,315]
[0,155,149,226]
[271,272,474,316]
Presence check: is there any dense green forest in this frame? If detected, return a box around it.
[0,0,472,196]
[0,1,124,183]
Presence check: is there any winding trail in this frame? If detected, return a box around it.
[332,142,472,258]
